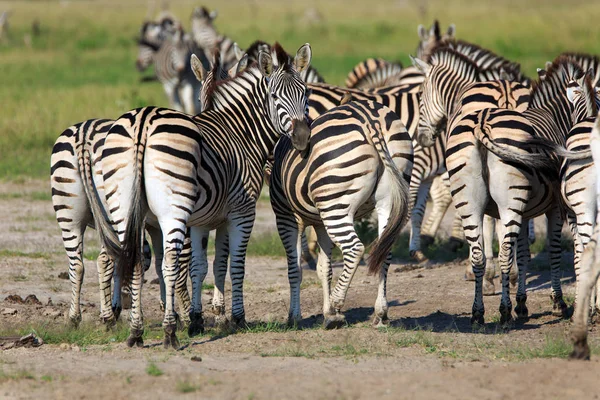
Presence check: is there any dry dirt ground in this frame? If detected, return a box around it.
[1,180,600,400]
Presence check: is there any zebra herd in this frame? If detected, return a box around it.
[50,9,600,359]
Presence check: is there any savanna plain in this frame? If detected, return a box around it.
[1,0,600,399]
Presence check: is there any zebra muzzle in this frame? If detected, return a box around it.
[291,119,311,151]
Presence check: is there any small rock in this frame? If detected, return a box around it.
[190,356,202,362]
[150,278,160,285]
[1,308,17,315]
[5,295,24,304]
[43,309,62,318]
[414,274,424,278]
[47,298,53,306]
[24,294,42,305]
[393,267,402,273]
[361,280,371,284]
[71,345,81,352]
[59,343,69,350]
[58,272,69,280]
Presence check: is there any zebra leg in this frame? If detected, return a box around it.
[111,268,122,319]
[314,225,334,318]
[278,219,303,325]
[570,233,599,360]
[66,233,85,327]
[421,175,452,247]
[145,226,166,313]
[546,207,569,318]
[528,218,536,245]
[495,220,520,328]
[228,213,256,328]
[301,228,317,270]
[306,226,319,260]
[175,232,192,328]
[409,179,433,262]
[324,216,365,329]
[515,224,531,320]
[372,205,392,328]
[97,247,116,326]
[211,226,230,329]
[479,215,496,295]
[125,255,145,348]
[188,226,210,337]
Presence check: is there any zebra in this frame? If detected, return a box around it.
[96,43,312,348]
[571,112,600,360]
[190,6,237,71]
[561,69,600,312]
[136,16,204,115]
[269,99,413,327]
[51,119,192,328]
[411,48,567,327]
[345,58,404,89]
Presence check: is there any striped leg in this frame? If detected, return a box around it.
[96,247,116,325]
[175,233,192,328]
[373,205,392,327]
[67,229,86,327]
[547,207,569,318]
[421,175,452,247]
[301,227,317,270]
[146,226,166,311]
[227,214,255,328]
[188,226,210,337]
[324,215,365,329]
[125,255,145,348]
[314,225,334,318]
[211,226,230,328]
[409,179,433,262]
[495,216,522,327]
[528,218,536,244]
[279,219,303,324]
[466,215,496,290]
[515,222,531,320]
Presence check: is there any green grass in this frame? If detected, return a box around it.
[246,232,285,257]
[1,0,600,180]
[176,380,200,393]
[145,362,164,377]
[0,249,51,259]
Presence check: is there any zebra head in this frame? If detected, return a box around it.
[416,20,455,63]
[257,43,312,151]
[191,6,219,50]
[136,15,177,71]
[411,55,445,147]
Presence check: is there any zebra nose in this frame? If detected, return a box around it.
[291,119,311,151]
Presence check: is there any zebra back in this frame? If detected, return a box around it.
[562,52,600,88]
[345,58,403,89]
[190,6,237,71]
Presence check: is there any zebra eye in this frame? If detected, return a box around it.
[271,93,278,100]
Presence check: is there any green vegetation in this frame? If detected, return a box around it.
[1,0,599,179]
[176,380,200,394]
[245,232,285,257]
[0,249,52,259]
[145,362,164,377]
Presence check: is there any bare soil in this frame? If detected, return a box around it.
[1,180,599,400]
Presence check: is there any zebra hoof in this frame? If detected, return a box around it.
[409,250,428,264]
[188,312,204,337]
[126,328,144,348]
[69,314,82,329]
[551,296,572,319]
[112,305,122,321]
[287,315,301,328]
[570,338,591,360]
[163,324,180,350]
[232,315,248,330]
[420,234,435,248]
[483,280,495,296]
[515,305,529,321]
[499,311,513,330]
[324,313,346,330]
[372,315,389,328]
[470,312,484,328]
[101,314,117,329]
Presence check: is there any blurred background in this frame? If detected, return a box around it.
[0,0,598,180]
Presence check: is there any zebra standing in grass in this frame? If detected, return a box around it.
[190,7,237,71]
[270,99,413,327]
[97,43,312,348]
[136,15,204,114]
[571,112,600,360]
[413,50,580,326]
[51,119,192,327]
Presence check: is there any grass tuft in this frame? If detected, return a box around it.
[146,362,164,377]
[176,380,200,393]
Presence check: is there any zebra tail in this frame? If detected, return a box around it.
[80,146,121,260]
[525,137,592,161]
[115,146,146,288]
[473,118,559,177]
[367,132,411,276]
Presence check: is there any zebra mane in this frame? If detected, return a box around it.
[561,52,600,86]
[428,47,480,79]
[245,40,270,62]
[435,38,527,82]
[192,6,212,19]
[272,42,292,71]
[202,58,264,111]
[530,55,586,108]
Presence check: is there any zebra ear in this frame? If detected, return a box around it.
[417,24,427,40]
[190,54,208,82]
[410,55,431,76]
[229,53,249,76]
[567,82,581,104]
[258,50,273,78]
[446,24,456,37]
[209,10,218,20]
[233,43,245,61]
[294,43,312,74]
[536,68,546,81]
